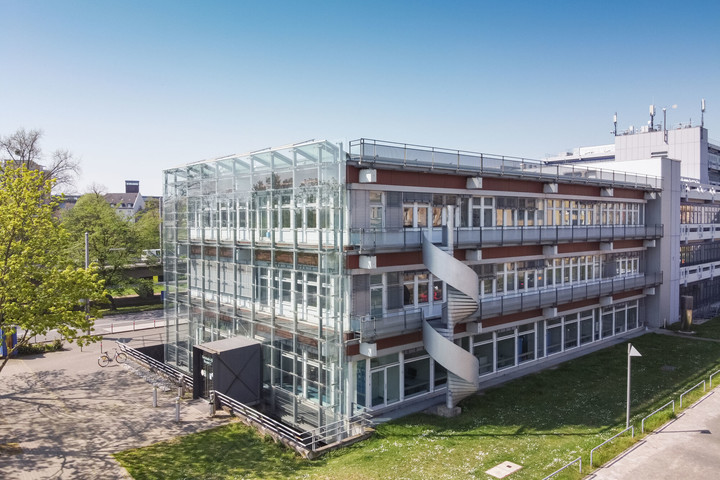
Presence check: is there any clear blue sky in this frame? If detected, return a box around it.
[2,0,719,195]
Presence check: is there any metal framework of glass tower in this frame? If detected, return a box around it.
[162,139,348,430]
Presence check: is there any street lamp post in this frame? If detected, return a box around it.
[627,343,642,428]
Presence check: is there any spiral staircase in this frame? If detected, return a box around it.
[422,233,480,408]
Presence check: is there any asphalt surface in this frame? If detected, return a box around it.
[0,318,230,480]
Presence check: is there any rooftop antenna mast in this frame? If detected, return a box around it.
[612,112,617,136]
[702,98,706,128]
[649,105,656,129]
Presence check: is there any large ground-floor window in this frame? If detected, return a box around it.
[355,300,641,410]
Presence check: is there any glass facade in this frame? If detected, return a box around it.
[163,140,347,429]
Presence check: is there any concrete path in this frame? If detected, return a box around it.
[0,326,230,479]
[588,388,720,479]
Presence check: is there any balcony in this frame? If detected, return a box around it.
[478,272,662,319]
[351,272,662,341]
[351,308,423,342]
[349,224,664,252]
[680,223,720,242]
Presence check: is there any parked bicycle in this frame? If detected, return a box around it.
[98,348,128,367]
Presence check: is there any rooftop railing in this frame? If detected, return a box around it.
[349,138,662,190]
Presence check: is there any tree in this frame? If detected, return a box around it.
[61,192,140,307]
[134,197,161,254]
[1,128,81,192]
[0,164,105,374]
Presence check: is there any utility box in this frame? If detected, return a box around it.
[193,336,262,406]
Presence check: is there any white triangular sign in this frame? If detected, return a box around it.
[629,345,642,357]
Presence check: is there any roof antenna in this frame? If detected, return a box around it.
[612,112,618,136]
[649,105,655,129]
[702,98,706,128]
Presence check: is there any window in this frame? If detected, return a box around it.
[369,191,384,229]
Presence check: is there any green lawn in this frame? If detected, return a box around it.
[114,333,720,480]
[676,315,720,339]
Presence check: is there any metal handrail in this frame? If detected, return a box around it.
[117,341,193,389]
[213,391,308,447]
[641,400,675,433]
[213,390,372,452]
[680,380,706,408]
[710,369,720,388]
[542,457,582,480]
[590,426,634,467]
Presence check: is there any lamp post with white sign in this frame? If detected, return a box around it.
[627,343,642,428]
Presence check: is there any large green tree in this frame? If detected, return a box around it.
[134,197,161,254]
[61,193,141,307]
[0,164,105,373]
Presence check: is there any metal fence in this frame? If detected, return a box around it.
[641,400,675,433]
[213,390,372,453]
[117,341,192,390]
[680,380,706,408]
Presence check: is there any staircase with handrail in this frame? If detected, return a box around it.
[421,229,480,410]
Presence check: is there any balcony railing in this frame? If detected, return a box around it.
[351,308,423,341]
[349,138,662,190]
[352,273,662,341]
[478,272,662,319]
[349,224,663,252]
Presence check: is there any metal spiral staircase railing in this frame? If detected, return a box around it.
[422,233,480,408]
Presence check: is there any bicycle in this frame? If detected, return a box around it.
[98,348,128,367]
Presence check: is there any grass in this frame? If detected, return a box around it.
[114,332,720,480]
[666,314,720,339]
[98,303,164,316]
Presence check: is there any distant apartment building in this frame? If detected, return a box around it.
[105,180,145,218]
[163,134,671,437]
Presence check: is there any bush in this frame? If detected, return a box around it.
[17,339,64,355]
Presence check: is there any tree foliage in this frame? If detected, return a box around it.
[61,193,140,304]
[135,197,161,253]
[0,164,105,373]
[0,128,81,192]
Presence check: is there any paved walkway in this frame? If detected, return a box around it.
[0,326,230,479]
[588,381,720,479]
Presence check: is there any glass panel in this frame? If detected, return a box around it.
[356,361,366,408]
[496,337,515,370]
[564,322,578,350]
[475,342,493,375]
[580,318,593,345]
[404,358,431,397]
[434,361,447,387]
[417,207,428,227]
[518,333,535,363]
[371,370,385,407]
[387,365,400,404]
[546,326,561,354]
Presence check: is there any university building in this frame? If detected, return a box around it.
[162,127,686,436]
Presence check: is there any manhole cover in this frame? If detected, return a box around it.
[0,443,22,456]
[486,461,523,478]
